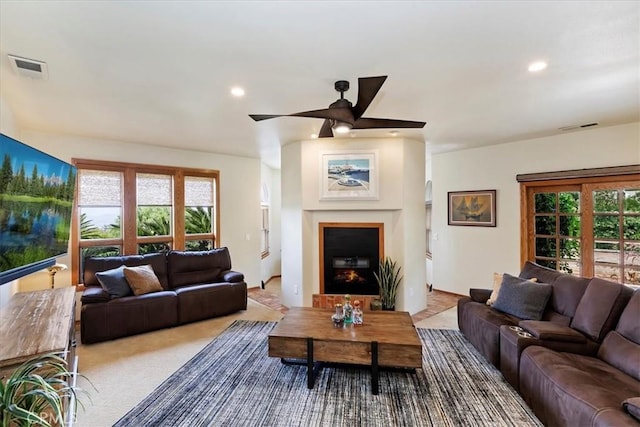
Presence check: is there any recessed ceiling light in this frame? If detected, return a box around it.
[389,131,399,137]
[310,133,318,139]
[230,87,245,97]
[528,61,548,73]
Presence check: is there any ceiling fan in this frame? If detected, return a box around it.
[249,76,426,138]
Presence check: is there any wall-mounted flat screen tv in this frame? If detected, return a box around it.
[0,133,76,285]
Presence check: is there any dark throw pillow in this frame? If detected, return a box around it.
[492,273,552,320]
[95,266,132,298]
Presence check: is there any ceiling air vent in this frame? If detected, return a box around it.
[8,54,49,80]
[559,122,599,131]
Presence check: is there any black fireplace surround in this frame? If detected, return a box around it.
[322,227,380,295]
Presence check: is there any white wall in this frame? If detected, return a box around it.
[432,122,640,296]
[0,96,20,307]
[281,137,427,313]
[281,142,304,307]
[16,131,263,291]
[260,163,281,283]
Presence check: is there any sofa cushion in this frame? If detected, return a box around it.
[95,266,132,298]
[571,278,630,341]
[123,265,164,296]
[167,248,232,289]
[492,274,552,320]
[597,331,640,381]
[597,291,640,381]
[613,289,640,344]
[623,397,640,422]
[519,261,563,285]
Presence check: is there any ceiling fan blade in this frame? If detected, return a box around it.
[250,108,354,123]
[352,76,387,120]
[318,119,333,138]
[352,117,426,129]
[288,108,354,123]
[249,114,284,122]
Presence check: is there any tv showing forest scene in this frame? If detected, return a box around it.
[0,133,76,285]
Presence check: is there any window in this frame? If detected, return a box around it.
[425,202,432,258]
[425,180,433,259]
[519,167,640,285]
[260,183,270,258]
[261,205,269,258]
[530,187,581,274]
[590,185,640,284]
[72,159,219,284]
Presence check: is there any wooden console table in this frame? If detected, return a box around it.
[0,286,77,370]
[0,287,78,423]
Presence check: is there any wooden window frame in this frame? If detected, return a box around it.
[520,169,640,279]
[71,159,220,285]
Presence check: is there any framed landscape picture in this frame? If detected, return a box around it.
[448,190,496,227]
[320,151,379,200]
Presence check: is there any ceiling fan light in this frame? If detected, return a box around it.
[332,120,352,134]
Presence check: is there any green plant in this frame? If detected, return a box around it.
[374,257,403,310]
[0,353,80,427]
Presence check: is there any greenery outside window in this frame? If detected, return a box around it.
[72,159,219,284]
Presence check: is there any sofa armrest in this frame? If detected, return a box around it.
[469,288,492,304]
[81,286,111,304]
[222,270,245,283]
[519,320,587,343]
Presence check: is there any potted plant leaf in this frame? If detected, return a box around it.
[0,353,82,427]
[374,256,403,310]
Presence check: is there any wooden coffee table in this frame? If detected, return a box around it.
[268,307,422,394]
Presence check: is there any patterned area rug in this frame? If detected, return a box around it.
[114,321,542,427]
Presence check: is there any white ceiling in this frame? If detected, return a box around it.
[1,1,638,169]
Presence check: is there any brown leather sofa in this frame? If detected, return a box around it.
[457,261,638,426]
[80,247,247,344]
[519,290,640,426]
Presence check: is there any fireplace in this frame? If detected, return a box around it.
[319,223,383,295]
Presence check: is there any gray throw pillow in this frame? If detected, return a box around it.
[492,273,552,320]
[96,266,132,298]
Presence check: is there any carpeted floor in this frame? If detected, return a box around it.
[114,320,541,427]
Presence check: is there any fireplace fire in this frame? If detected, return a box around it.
[334,269,366,284]
[333,257,370,285]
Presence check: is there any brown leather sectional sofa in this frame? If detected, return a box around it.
[80,247,247,344]
[458,261,639,426]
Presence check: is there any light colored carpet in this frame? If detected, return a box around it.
[113,321,541,427]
